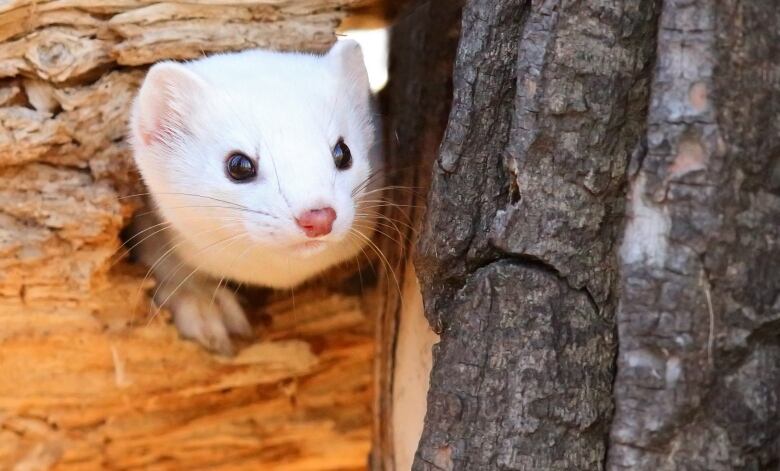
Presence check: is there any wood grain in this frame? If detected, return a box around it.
[0,1,379,469]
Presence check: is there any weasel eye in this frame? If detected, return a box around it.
[332,139,352,170]
[226,152,256,182]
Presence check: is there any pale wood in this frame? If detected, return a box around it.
[0,1,378,469]
[369,3,461,468]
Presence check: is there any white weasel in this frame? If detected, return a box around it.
[129,40,380,354]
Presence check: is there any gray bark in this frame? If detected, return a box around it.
[413,0,659,469]
[380,0,780,469]
[608,1,780,469]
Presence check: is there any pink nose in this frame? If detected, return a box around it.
[296,207,337,238]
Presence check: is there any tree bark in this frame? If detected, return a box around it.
[410,0,780,470]
[609,1,780,469]
[414,0,659,469]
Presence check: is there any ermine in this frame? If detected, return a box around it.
[128,40,380,355]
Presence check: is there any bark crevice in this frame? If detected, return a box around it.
[414,0,661,469]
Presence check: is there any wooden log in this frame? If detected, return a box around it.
[371,2,462,469]
[0,1,379,469]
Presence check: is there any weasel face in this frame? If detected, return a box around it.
[130,41,378,264]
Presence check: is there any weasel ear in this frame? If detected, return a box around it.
[132,62,207,147]
[327,39,370,98]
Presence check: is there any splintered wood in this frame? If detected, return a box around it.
[0,1,375,469]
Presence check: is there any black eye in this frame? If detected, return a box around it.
[226,152,256,182]
[333,138,352,170]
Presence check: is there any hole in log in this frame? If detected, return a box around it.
[0,1,457,469]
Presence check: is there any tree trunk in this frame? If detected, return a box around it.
[0,2,378,470]
[405,0,780,470]
[412,0,652,469]
[609,1,780,468]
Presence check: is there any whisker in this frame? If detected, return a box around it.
[352,240,365,294]
[352,222,406,250]
[349,228,402,301]
[149,222,246,304]
[133,204,277,219]
[356,210,417,234]
[119,192,249,209]
[111,222,173,268]
[353,217,405,239]
[344,233,377,285]
[357,201,425,211]
[358,204,416,226]
[349,233,377,275]
[119,214,246,251]
[350,165,422,197]
[355,215,411,239]
[210,275,226,312]
[116,220,171,252]
[209,237,257,312]
[133,222,245,313]
[359,186,421,197]
[150,232,249,324]
[351,168,390,197]
[113,214,252,267]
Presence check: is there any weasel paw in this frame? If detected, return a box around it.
[166,286,253,356]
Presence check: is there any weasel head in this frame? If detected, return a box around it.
[130,40,378,262]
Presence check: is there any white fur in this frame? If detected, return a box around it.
[130,41,380,353]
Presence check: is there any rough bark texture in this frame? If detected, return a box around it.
[608,1,780,469]
[414,0,659,469]
[371,1,461,469]
[0,2,378,469]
